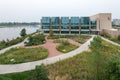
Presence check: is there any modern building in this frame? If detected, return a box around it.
[41,13,112,35]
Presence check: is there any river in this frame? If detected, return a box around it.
[0,25,40,41]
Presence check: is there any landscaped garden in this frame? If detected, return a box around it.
[24,33,45,46]
[0,47,48,64]
[48,34,91,44]
[0,36,119,80]
[56,40,78,53]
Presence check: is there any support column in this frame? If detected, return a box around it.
[79,18,81,35]
[59,18,61,35]
[89,20,91,34]
[69,19,71,35]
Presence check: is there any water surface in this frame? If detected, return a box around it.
[0,26,39,41]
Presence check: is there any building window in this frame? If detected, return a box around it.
[71,17,79,29]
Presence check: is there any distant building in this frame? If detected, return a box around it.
[41,13,112,35]
[113,19,120,25]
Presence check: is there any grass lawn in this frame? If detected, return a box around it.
[47,38,120,80]
[0,47,48,64]
[101,32,120,44]
[48,34,91,44]
[104,36,120,44]
[56,40,78,53]
[0,71,32,80]
[0,37,120,80]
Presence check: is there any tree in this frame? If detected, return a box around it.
[20,28,26,37]
[24,34,45,46]
[49,27,54,37]
[29,64,49,80]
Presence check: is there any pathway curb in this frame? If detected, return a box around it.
[101,36,120,46]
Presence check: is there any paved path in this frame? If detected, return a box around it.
[0,36,94,74]
[101,36,120,46]
[0,38,28,55]
[22,39,63,58]
[42,39,63,58]
[22,38,81,58]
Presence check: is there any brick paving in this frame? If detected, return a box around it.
[21,38,81,58]
[42,39,63,58]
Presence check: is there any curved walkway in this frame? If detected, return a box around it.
[42,39,63,58]
[43,39,81,57]
[0,36,94,74]
[21,38,81,58]
[101,36,120,46]
[0,38,28,55]
[22,39,63,58]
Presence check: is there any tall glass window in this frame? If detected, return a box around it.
[61,17,69,29]
[91,20,96,29]
[80,17,90,29]
[51,17,60,29]
[42,17,50,29]
[71,17,79,29]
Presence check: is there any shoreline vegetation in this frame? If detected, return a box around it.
[0,37,25,50]
[0,22,40,27]
[0,32,36,50]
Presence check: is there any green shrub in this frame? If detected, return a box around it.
[28,64,49,80]
[88,36,106,80]
[48,34,91,44]
[101,32,111,39]
[49,28,54,37]
[102,32,120,44]
[0,37,25,50]
[118,35,120,41]
[62,40,70,45]
[20,28,26,37]
[56,40,78,53]
[25,34,45,46]
[105,54,120,80]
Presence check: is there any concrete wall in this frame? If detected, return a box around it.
[102,29,120,37]
[90,13,112,31]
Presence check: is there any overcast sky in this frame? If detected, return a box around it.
[0,0,119,22]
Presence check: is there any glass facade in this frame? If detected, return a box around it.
[42,17,50,29]
[80,17,90,29]
[91,20,96,29]
[41,16,98,34]
[61,17,69,29]
[71,17,79,29]
[51,17,60,29]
